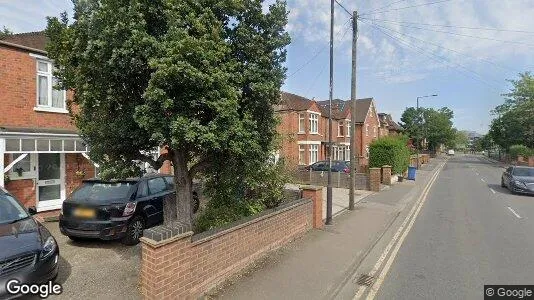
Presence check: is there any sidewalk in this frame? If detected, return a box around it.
[209,159,444,300]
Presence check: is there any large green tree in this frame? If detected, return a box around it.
[400,106,455,151]
[489,72,534,149]
[46,0,290,227]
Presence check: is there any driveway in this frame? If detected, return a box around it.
[43,222,141,300]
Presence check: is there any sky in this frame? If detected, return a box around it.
[2,0,534,133]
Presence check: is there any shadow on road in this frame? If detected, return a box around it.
[487,183,511,195]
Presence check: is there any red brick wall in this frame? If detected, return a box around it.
[0,45,75,130]
[140,199,315,299]
[65,154,95,197]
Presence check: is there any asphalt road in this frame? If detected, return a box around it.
[375,155,534,299]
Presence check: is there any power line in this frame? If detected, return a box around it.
[334,0,353,17]
[362,0,410,15]
[359,18,534,34]
[360,19,504,91]
[367,21,521,73]
[359,19,534,48]
[360,0,455,16]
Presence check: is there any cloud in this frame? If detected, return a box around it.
[285,0,534,82]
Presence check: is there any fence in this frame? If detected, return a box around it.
[295,170,369,190]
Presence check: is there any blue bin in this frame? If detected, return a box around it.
[407,166,417,180]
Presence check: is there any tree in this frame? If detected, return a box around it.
[0,26,13,39]
[489,72,534,150]
[46,0,290,228]
[400,106,455,151]
[452,130,469,150]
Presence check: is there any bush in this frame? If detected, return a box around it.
[509,144,533,159]
[369,136,410,174]
[194,160,292,233]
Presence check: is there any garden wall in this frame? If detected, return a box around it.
[295,170,369,190]
[139,186,323,299]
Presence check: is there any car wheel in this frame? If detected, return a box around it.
[192,193,200,214]
[501,178,506,188]
[121,215,145,245]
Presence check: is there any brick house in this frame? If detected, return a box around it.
[0,32,96,212]
[378,113,403,137]
[276,92,381,170]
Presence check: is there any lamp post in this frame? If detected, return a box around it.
[416,94,437,169]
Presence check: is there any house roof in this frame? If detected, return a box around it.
[0,31,47,54]
[377,113,403,131]
[317,98,374,123]
[275,92,315,112]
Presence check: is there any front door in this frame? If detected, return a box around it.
[36,153,65,211]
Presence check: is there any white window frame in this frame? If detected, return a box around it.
[8,154,37,180]
[309,144,319,164]
[373,126,377,137]
[35,58,68,114]
[298,145,305,165]
[346,121,351,137]
[338,121,344,137]
[298,113,305,134]
[309,113,319,134]
[366,124,369,137]
[365,145,370,158]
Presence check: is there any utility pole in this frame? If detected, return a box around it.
[349,11,357,211]
[326,0,334,225]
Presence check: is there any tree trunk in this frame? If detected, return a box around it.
[171,152,193,228]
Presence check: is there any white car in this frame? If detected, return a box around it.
[448,149,455,156]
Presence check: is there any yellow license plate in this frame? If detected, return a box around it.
[73,208,96,218]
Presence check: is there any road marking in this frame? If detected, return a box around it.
[490,188,496,194]
[507,206,522,219]
[475,172,479,176]
[481,178,486,183]
[353,161,445,300]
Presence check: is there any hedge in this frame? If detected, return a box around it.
[369,136,410,174]
[509,144,534,159]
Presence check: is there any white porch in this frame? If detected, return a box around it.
[0,128,92,212]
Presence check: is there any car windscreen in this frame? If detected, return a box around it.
[513,168,534,177]
[70,182,135,202]
[0,193,29,224]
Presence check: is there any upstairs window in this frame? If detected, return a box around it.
[347,122,351,137]
[309,113,319,134]
[366,124,369,136]
[338,121,344,137]
[373,126,377,137]
[298,113,305,133]
[36,59,66,112]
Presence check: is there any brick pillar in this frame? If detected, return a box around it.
[529,156,534,167]
[382,165,392,185]
[301,185,323,229]
[369,167,381,192]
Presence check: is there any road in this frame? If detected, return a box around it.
[373,155,534,299]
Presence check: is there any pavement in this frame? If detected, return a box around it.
[43,222,141,300]
[370,154,534,299]
[321,188,373,219]
[210,158,444,299]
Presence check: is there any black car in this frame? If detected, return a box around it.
[501,166,534,195]
[304,160,350,173]
[59,174,200,245]
[0,187,59,299]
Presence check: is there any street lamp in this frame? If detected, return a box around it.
[416,94,437,169]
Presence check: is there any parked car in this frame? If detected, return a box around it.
[0,187,59,298]
[448,149,455,156]
[59,174,200,245]
[501,166,534,195]
[305,160,350,173]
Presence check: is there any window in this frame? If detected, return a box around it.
[309,144,319,164]
[298,113,305,133]
[148,178,167,195]
[373,126,377,137]
[164,176,176,190]
[365,145,370,158]
[309,113,319,134]
[345,146,350,160]
[299,145,306,165]
[366,124,369,136]
[136,181,149,198]
[8,154,34,179]
[338,121,344,136]
[36,59,66,112]
[347,122,351,137]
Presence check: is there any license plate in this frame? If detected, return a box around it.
[73,208,96,218]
